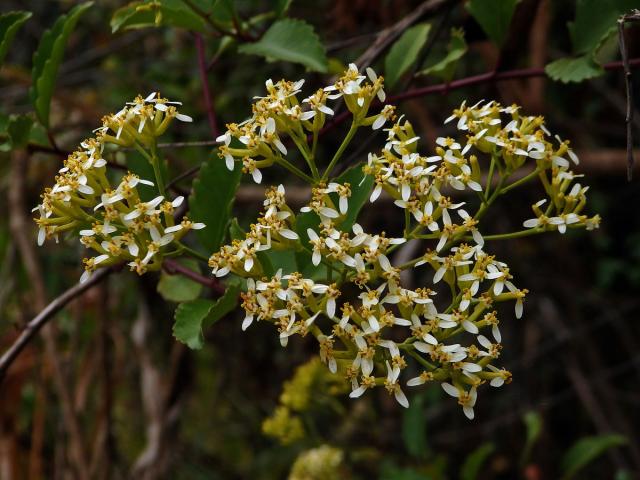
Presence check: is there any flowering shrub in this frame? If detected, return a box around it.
[2,0,635,476]
[33,64,600,420]
[206,65,600,419]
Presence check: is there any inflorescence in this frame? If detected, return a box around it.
[33,92,204,283]
[33,64,599,420]
[210,64,600,419]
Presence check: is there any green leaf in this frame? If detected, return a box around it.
[561,434,627,479]
[402,393,428,459]
[238,18,328,72]
[257,250,275,278]
[275,0,293,17]
[158,259,203,302]
[189,154,242,252]
[173,299,215,349]
[210,0,235,25]
[229,217,245,240]
[111,0,206,33]
[31,2,93,128]
[521,411,543,466]
[384,22,431,89]
[418,28,467,81]
[568,0,637,55]
[6,114,34,149]
[204,281,240,326]
[466,0,519,47]
[545,54,604,83]
[173,283,240,349]
[263,249,297,275]
[0,11,32,66]
[460,442,495,480]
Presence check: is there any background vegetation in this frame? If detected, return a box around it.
[1,0,639,478]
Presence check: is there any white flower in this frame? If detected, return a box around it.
[123,196,164,221]
[548,213,580,234]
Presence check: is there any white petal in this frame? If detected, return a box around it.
[463,405,475,420]
[349,385,367,398]
[279,229,299,240]
[441,382,459,398]
[370,185,382,203]
[407,376,425,387]
[242,315,254,331]
[462,320,479,334]
[395,389,409,408]
[490,377,505,387]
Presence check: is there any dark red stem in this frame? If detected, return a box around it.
[163,258,224,297]
[195,33,219,139]
[319,58,640,138]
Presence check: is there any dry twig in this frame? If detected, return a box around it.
[618,10,640,180]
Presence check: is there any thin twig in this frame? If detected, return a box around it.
[163,258,225,297]
[7,150,91,478]
[320,58,640,138]
[0,267,112,381]
[354,0,453,69]
[618,11,639,180]
[195,33,220,139]
[165,165,201,190]
[157,140,218,148]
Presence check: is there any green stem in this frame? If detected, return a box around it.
[405,349,436,370]
[134,141,166,197]
[298,244,342,275]
[322,121,358,181]
[440,175,506,253]
[481,228,544,241]
[500,167,540,195]
[274,156,315,183]
[403,209,411,237]
[176,241,210,262]
[484,155,496,198]
[290,131,319,179]
[311,130,319,166]
[474,175,505,222]
[397,256,424,271]
[150,143,166,197]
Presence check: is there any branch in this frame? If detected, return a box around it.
[0,267,112,381]
[354,0,452,69]
[157,140,218,148]
[618,12,640,180]
[7,149,91,478]
[162,258,225,297]
[0,257,224,381]
[166,165,200,190]
[195,33,219,139]
[320,58,640,138]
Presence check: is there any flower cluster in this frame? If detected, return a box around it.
[34,93,203,283]
[210,67,599,419]
[208,185,299,278]
[215,63,392,183]
[441,100,600,233]
[262,358,346,445]
[289,445,347,480]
